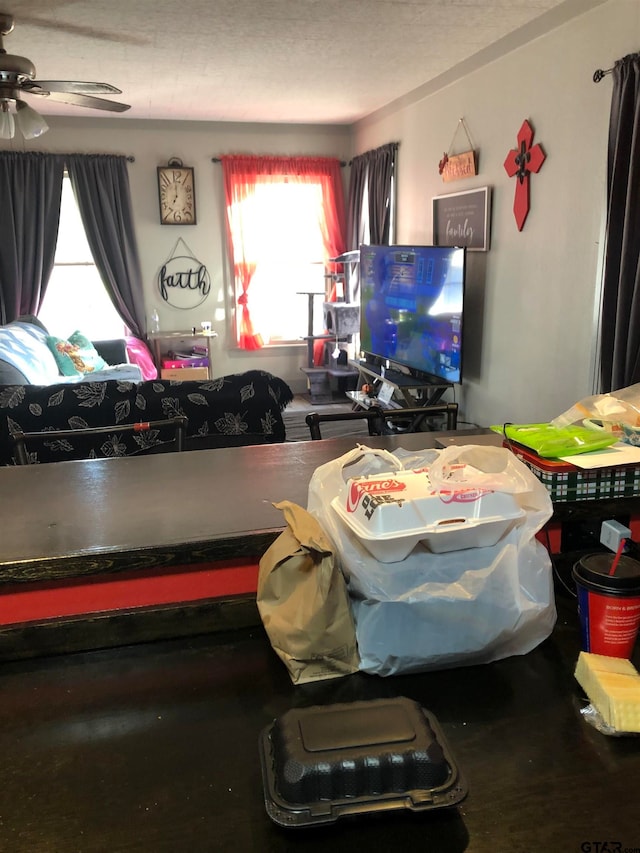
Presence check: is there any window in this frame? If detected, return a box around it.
[38,177,126,340]
[221,156,346,350]
[228,181,326,343]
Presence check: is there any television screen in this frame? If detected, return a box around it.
[359,244,466,384]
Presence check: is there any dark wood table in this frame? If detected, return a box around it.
[2,434,640,850]
[2,432,461,573]
[4,430,640,664]
[0,592,638,853]
[0,432,488,659]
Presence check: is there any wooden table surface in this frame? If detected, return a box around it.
[1,431,484,580]
[0,430,497,660]
[2,434,640,851]
[5,430,640,665]
[0,591,638,853]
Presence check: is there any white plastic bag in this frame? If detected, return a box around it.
[428,443,539,493]
[307,444,556,676]
[551,384,640,429]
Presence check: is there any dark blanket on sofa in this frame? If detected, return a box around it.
[0,370,294,465]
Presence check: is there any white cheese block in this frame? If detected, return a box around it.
[574,651,640,733]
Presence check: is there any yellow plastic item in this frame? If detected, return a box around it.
[574,652,640,733]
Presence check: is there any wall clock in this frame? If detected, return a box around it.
[157,158,196,225]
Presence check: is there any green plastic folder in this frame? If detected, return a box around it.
[490,422,618,458]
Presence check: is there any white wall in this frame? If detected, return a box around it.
[0,119,351,392]
[352,0,639,428]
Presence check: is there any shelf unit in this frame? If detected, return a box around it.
[348,360,452,409]
[148,330,218,380]
[327,249,360,303]
[298,251,361,404]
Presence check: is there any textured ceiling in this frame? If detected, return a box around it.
[1,0,604,125]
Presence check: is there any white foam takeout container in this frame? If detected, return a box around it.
[331,468,525,562]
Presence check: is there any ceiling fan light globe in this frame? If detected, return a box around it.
[0,101,15,138]
[15,100,48,139]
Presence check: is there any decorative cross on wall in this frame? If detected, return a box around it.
[503,119,546,231]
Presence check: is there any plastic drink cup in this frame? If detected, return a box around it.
[572,553,640,658]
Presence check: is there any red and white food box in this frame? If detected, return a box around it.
[331,469,525,562]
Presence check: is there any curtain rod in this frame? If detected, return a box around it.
[0,153,135,161]
[593,67,613,82]
[211,157,347,166]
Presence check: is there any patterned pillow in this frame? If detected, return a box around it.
[46,331,108,376]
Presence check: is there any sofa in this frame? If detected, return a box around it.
[0,317,294,464]
[0,316,145,385]
[0,370,294,465]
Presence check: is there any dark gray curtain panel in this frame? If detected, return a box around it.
[347,141,398,251]
[66,154,146,338]
[600,52,640,392]
[346,154,368,254]
[367,142,397,245]
[0,151,64,325]
[346,142,398,303]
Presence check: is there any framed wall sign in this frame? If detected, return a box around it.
[432,186,491,252]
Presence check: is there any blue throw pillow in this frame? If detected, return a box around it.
[46,331,108,376]
[68,331,109,371]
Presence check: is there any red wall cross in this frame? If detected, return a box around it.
[504,119,546,231]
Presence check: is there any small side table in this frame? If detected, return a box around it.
[148,330,218,380]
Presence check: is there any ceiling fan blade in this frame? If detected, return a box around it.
[16,14,147,46]
[30,89,130,112]
[28,80,123,95]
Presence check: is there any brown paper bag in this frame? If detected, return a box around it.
[257,500,359,684]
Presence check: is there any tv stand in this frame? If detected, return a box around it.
[348,360,452,409]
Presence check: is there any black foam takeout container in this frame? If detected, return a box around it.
[259,696,467,827]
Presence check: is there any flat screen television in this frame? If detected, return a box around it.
[359,243,466,385]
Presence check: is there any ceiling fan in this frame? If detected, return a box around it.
[0,11,130,140]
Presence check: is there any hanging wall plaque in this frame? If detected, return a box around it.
[439,118,478,183]
[156,237,211,310]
